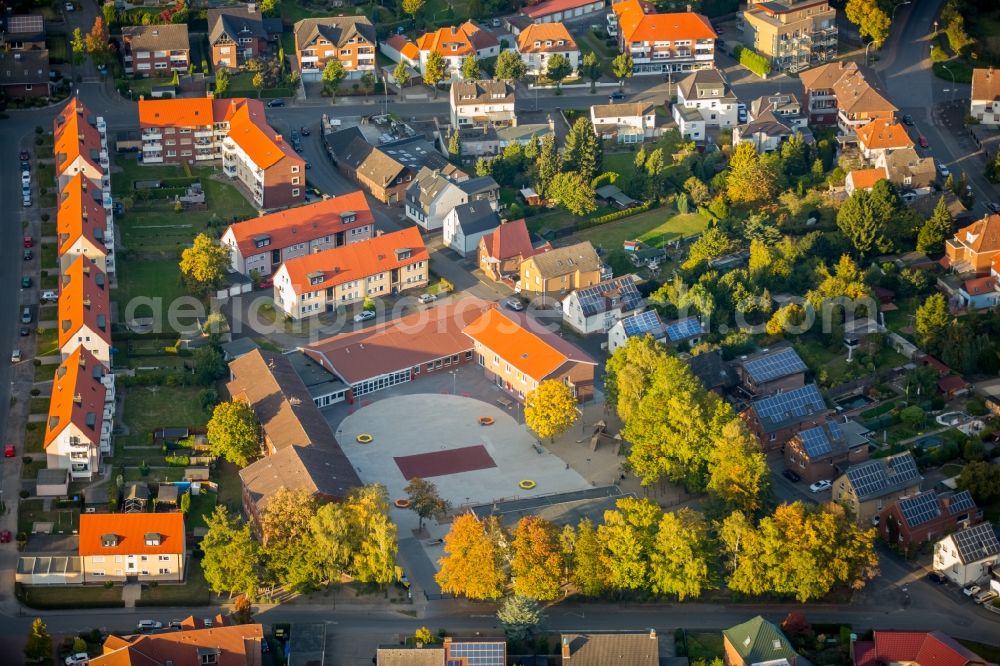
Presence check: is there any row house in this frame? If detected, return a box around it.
[221,190,374,277]
[415,22,499,80]
[293,16,376,81]
[518,240,607,301]
[406,167,500,231]
[478,218,552,283]
[0,15,50,97]
[272,227,429,320]
[208,4,279,70]
[121,24,190,77]
[57,173,115,275]
[138,96,305,209]
[613,0,716,75]
[833,452,922,527]
[53,98,108,193]
[450,79,516,128]
[879,489,980,555]
[741,0,838,73]
[971,67,1000,126]
[944,213,1000,274]
[59,257,112,367]
[854,630,997,666]
[79,513,185,583]
[799,61,896,131]
[783,418,869,484]
[741,382,830,452]
[92,621,264,663]
[44,347,114,481]
[516,22,580,77]
[561,275,644,335]
[733,345,808,397]
[591,102,659,143]
[463,306,597,402]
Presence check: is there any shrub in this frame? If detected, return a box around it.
[930,45,948,62]
[30,388,40,396]
[736,45,772,78]
[19,490,29,499]
[164,455,191,466]
[40,213,49,222]
[591,171,619,188]
[576,200,657,230]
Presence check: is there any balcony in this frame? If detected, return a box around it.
[194,129,213,138]
[142,129,162,140]
[143,154,164,164]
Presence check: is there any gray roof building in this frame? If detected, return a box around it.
[0,49,49,89]
[376,646,444,665]
[208,5,269,45]
[685,349,737,392]
[529,241,602,280]
[737,346,808,386]
[451,79,515,106]
[677,68,737,103]
[293,16,376,51]
[452,200,500,236]
[121,24,190,53]
[881,147,936,191]
[239,443,361,514]
[749,383,828,434]
[572,275,642,317]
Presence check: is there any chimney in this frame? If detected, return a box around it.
[562,637,571,660]
[275,134,282,143]
[207,91,215,100]
[248,2,256,12]
[74,393,82,404]
[650,629,657,640]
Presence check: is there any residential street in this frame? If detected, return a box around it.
[1,2,999,660]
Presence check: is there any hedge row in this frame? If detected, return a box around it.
[159,176,199,187]
[20,596,126,610]
[733,45,772,78]
[591,171,620,189]
[577,200,658,231]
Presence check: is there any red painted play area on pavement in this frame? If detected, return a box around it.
[394,445,497,479]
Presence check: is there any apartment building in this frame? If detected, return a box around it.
[799,61,896,131]
[58,257,112,367]
[612,0,716,75]
[944,213,1000,274]
[855,117,914,161]
[92,623,264,665]
[463,306,597,402]
[416,21,500,79]
[57,173,114,275]
[741,0,837,73]
[450,79,516,128]
[221,190,374,277]
[971,67,1000,126]
[121,24,190,77]
[0,15,50,98]
[294,16,376,80]
[44,347,114,481]
[516,22,580,76]
[138,96,305,209]
[53,97,108,191]
[79,513,186,583]
[272,227,429,320]
[519,0,606,25]
[208,3,275,70]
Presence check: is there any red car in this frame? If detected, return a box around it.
[918,135,929,149]
[4,444,14,458]
[23,236,32,248]
[258,276,274,290]
[0,530,11,544]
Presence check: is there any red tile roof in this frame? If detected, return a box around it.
[57,173,109,257]
[522,0,600,19]
[225,191,373,257]
[79,513,185,557]
[481,218,548,262]
[952,214,1000,255]
[44,347,108,450]
[963,275,997,295]
[856,117,915,151]
[614,0,715,45]
[855,631,995,666]
[53,97,103,177]
[416,21,497,56]
[463,306,596,382]
[847,167,887,191]
[303,298,493,384]
[517,22,578,53]
[91,623,262,666]
[385,34,419,60]
[58,256,111,350]
[138,96,214,127]
[938,374,968,394]
[278,226,428,294]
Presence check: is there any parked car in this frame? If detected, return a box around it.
[291,129,300,142]
[64,2,75,11]
[937,163,950,177]
[19,149,30,160]
[21,307,32,324]
[9,350,20,363]
[353,310,376,323]
[0,529,11,543]
[491,18,501,27]
[41,290,58,303]
[927,571,947,584]
[503,298,524,311]
[23,235,33,248]
[113,200,124,215]
[21,160,30,171]
[418,293,436,304]
[21,276,31,288]
[4,443,14,457]
[300,126,310,136]
[136,620,163,632]
[22,196,31,208]
[809,479,832,493]
[987,202,1000,214]
[21,171,31,187]
[609,91,626,102]
[266,98,285,108]
[963,584,981,597]
[258,276,274,290]
[781,469,801,482]
[19,327,30,337]
[974,589,998,604]
[737,102,747,123]
[65,653,89,666]
[22,249,32,261]
[918,135,929,148]
[902,114,914,126]
[261,639,270,654]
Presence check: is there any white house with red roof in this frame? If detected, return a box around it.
[272,227,429,320]
[221,191,374,277]
[44,347,114,480]
[516,22,580,76]
[58,257,112,367]
[519,0,606,24]
[477,218,551,283]
[57,173,114,275]
[855,117,915,161]
[415,22,499,79]
[612,0,716,75]
[79,513,186,583]
[957,274,1000,310]
[380,33,420,68]
[844,166,888,196]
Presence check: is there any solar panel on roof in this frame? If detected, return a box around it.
[575,278,641,317]
[948,490,976,514]
[898,491,941,527]
[447,641,505,666]
[621,310,662,337]
[7,15,43,32]
[742,347,808,384]
[951,522,1000,564]
[665,317,703,342]
[753,383,825,425]
[847,452,920,500]
[848,460,887,498]
[799,425,832,458]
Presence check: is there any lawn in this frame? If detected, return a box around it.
[138,563,211,606]
[35,325,59,357]
[21,457,45,480]
[603,151,640,181]
[18,498,79,534]
[793,338,909,389]
[39,304,57,322]
[686,631,725,661]
[24,424,44,454]
[122,385,210,437]
[46,34,68,64]
[186,490,218,534]
[29,398,50,415]
[34,360,56,383]
[22,585,123,610]
[215,460,243,512]
[114,258,187,326]
[576,210,707,252]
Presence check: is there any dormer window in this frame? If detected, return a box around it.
[101,533,118,548]
[340,211,357,224]
[534,41,540,47]
[395,248,412,261]
[254,235,271,248]
[451,44,458,51]
[307,271,325,286]
[144,532,162,546]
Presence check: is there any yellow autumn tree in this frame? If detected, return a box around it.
[524,380,578,442]
[435,512,507,600]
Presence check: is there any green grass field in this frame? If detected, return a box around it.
[139,562,211,606]
[24,424,44,454]
[685,631,724,660]
[122,385,210,437]
[576,210,707,251]
[22,585,123,609]
[114,258,187,325]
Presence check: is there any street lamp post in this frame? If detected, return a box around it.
[865,40,874,67]
[891,1,911,23]
[941,64,956,103]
